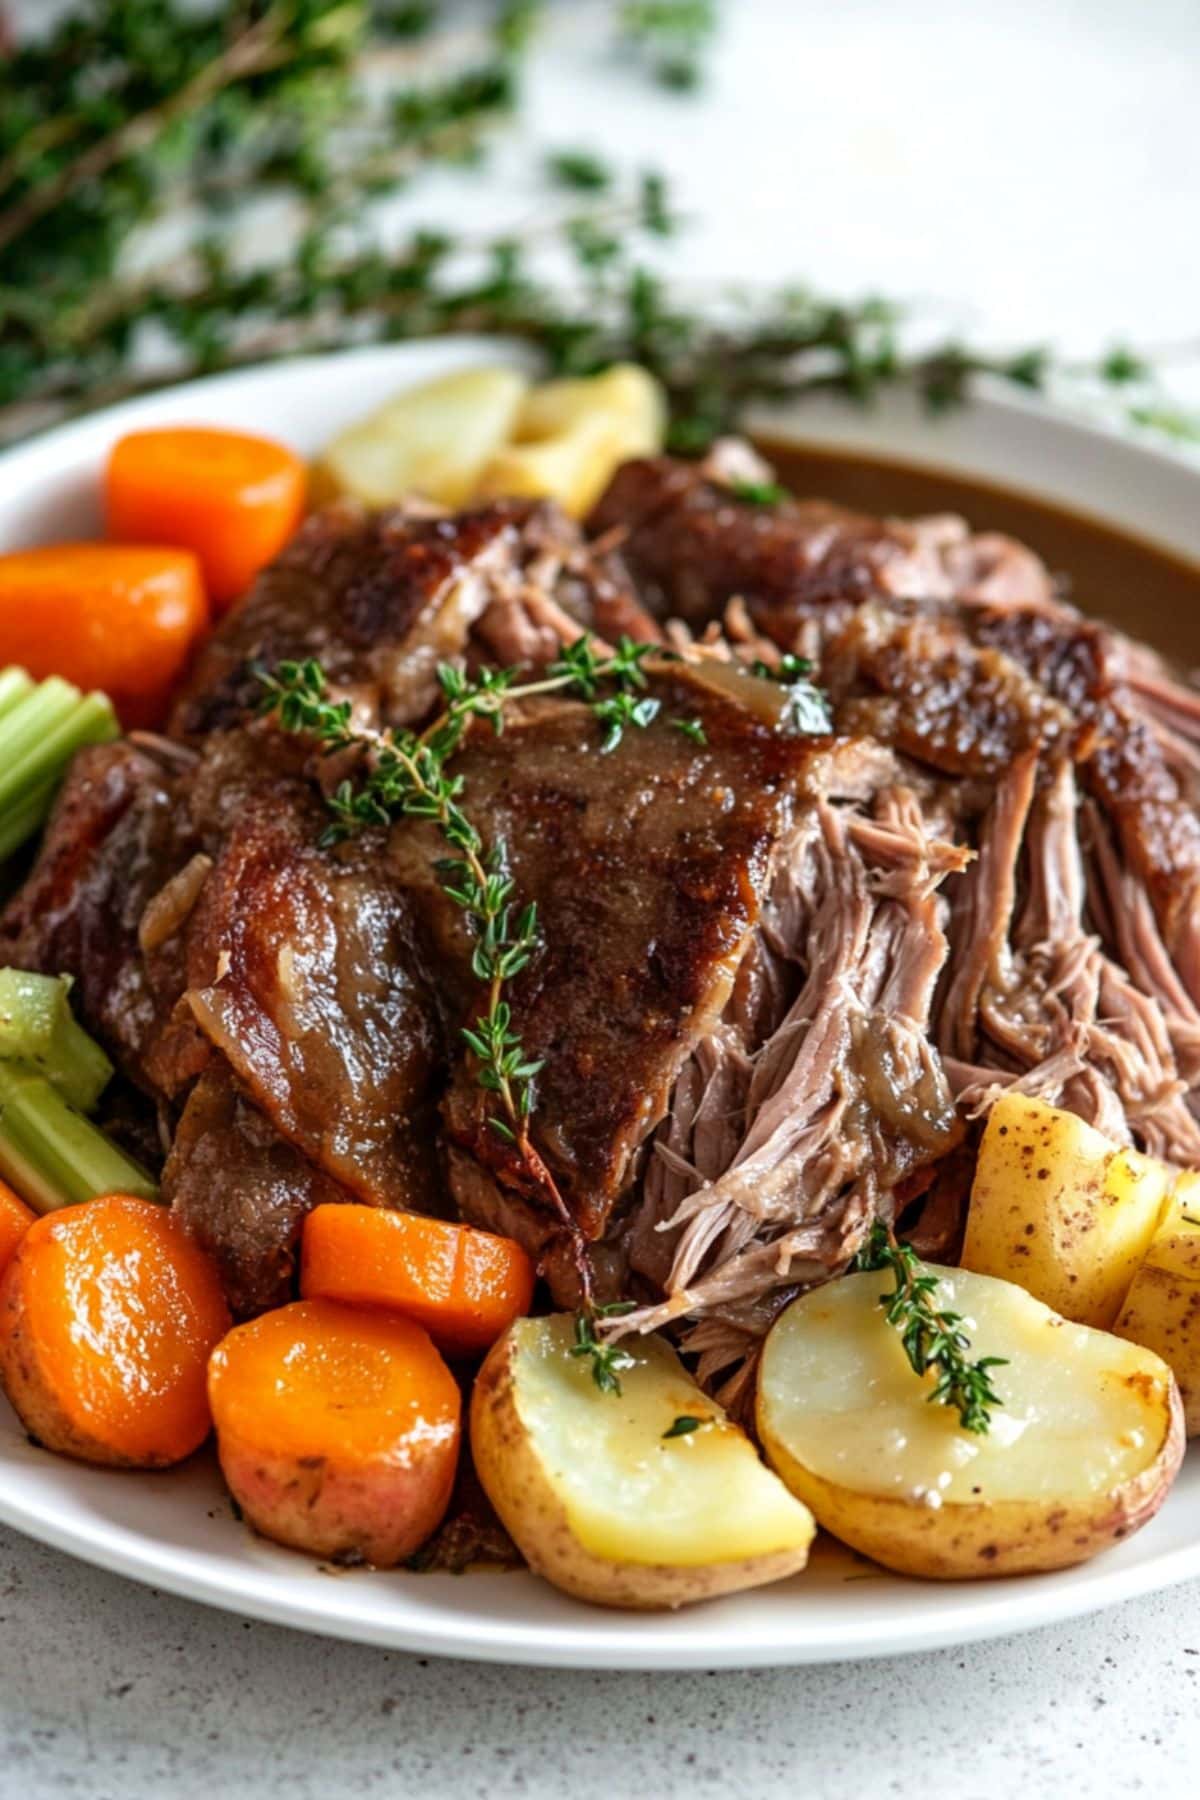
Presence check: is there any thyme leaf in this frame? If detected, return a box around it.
[619,1,717,91]
[662,1414,705,1439]
[571,1311,635,1396]
[853,1222,1007,1435]
[546,149,613,193]
[729,478,788,507]
[670,716,706,744]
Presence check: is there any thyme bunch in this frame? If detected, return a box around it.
[4,6,1195,446]
[256,641,703,1393]
[854,1222,1008,1435]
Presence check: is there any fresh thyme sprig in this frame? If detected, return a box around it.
[256,640,715,1392]
[571,1307,636,1396]
[2,4,1197,446]
[853,1221,1008,1435]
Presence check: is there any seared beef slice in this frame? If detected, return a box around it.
[172,501,527,738]
[388,665,829,1280]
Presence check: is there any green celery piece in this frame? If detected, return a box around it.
[0,682,118,817]
[0,776,58,863]
[0,969,113,1111]
[0,667,35,723]
[0,1060,157,1214]
[0,676,118,860]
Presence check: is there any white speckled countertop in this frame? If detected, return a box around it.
[3,3,1199,1794]
[2,1525,1198,1798]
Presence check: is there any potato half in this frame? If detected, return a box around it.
[757,1267,1184,1581]
[1115,1178,1200,1435]
[471,1314,814,1609]
[313,366,529,508]
[962,1093,1170,1327]
[475,364,666,517]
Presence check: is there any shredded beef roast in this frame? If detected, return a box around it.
[8,446,1200,1388]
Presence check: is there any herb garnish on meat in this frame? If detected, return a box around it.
[854,1222,1008,1435]
[259,639,816,1392]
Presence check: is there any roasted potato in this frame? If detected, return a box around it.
[474,364,665,516]
[313,365,529,507]
[961,1093,1170,1327]
[757,1266,1184,1581]
[209,1300,461,1567]
[471,1313,814,1609]
[1114,1175,1200,1434]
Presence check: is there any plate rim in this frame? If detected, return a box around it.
[1,339,1199,1668]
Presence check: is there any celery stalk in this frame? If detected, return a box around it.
[0,684,118,816]
[0,777,58,863]
[0,667,35,723]
[0,1060,157,1213]
[0,970,113,1111]
[0,671,118,860]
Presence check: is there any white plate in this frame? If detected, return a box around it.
[1,340,1198,1669]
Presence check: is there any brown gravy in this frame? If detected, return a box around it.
[757,438,1200,664]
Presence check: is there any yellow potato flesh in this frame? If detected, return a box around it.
[475,364,665,517]
[962,1093,1170,1327]
[315,366,529,507]
[1114,1179,1200,1434]
[759,1268,1171,1508]
[509,1315,812,1566]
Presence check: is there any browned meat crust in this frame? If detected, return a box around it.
[388,666,839,1279]
[0,725,447,1309]
[164,1066,351,1316]
[172,501,525,739]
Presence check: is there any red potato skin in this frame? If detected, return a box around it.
[215,1425,459,1567]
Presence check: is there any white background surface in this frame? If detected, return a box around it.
[2,1,1200,1795]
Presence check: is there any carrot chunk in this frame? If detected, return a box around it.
[0,1180,34,1281]
[0,544,206,726]
[105,426,306,611]
[0,1194,230,1467]
[300,1204,535,1355]
[208,1298,461,1566]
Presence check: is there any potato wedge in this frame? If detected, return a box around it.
[471,1313,814,1609]
[474,364,665,517]
[1114,1176,1200,1434]
[313,366,529,508]
[758,1266,1183,1580]
[961,1093,1170,1327]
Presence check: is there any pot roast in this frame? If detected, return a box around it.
[8,446,1200,1404]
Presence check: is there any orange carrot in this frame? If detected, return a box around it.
[0,544,206,726]
[208,1298,461,1566]
[105,427,306,612]
[0,1180,34,1281]
[300,1204,535,1355]
[0,1194,231,1467]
